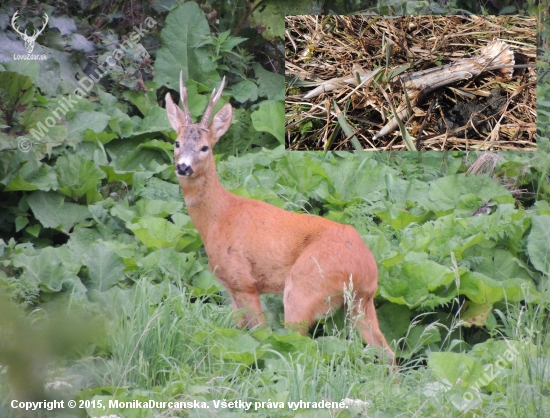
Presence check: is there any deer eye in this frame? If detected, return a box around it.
[175,142,180,148]
[200,145,209,152]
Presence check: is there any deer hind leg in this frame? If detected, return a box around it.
[283,286,339,335]
[229,290,265,329]
[351,295,396,366]
[283,253,344,335]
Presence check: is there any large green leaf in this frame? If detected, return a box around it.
[203,327,262,365]
[0,72,34,116]
[132,106,171,135]
[416,174,515,215]
[468,339,521,392]
[106,137,172,171]
[122,86,158,117]
[101,240,142,271]
[1,41,85,95]
[54,153,106,201]
[229,80,258,103]
[12,245,84,294]
[249,2,285,39]
[137,177,182,201]
[170,212,203,253]
[66,111,111,141]
[428,352,481,387]
[380,252,456,308]
[153,2,217,88]
[527,214,550,274]
[274,152,329,202]
[100,166,134,185]
[475,248,534,283]
[253,63,284,101]
[27,191,91,234]
[81,243,125,291]
[19,107,70,156]
[135,199,183,218]
[127,217,183,249]
[251,100,284,145]
[376,303,411,345]
[140,248,201,284]
[383,176,432,207]
[322,155,391,204]
[459,271,532,304]
[108,198,179,236]
[429,339,522,391]
[362,234,398,264]
[3,159,58,191]
[95,88,134,138]
[375,206,432,231]
[0,150,24,186]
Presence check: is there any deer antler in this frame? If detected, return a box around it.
[11,11,49,38]
[34,13,49,38]
[11,11,24,37]
[200,77,226,128]
[179,71,193,126]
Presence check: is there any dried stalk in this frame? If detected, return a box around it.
[303,67,384,99]
[373,38,515,140]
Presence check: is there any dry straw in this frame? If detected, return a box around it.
[285,15,537,151]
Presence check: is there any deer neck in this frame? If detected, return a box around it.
[177,167,231,241]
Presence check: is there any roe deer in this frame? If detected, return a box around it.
[165,73,395,366]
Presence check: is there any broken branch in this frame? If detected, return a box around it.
[373,38,515,140]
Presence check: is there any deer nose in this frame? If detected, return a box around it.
[176,163,194,176]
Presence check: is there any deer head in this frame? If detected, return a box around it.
[11,11,49,54]
[165,72,232,179]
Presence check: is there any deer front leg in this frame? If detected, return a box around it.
[228,290,265,329]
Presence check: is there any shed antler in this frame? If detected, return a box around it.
[372,38,515,140]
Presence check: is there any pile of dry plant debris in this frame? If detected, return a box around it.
[285,15,537,151]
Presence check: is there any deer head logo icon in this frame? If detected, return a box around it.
[11,11,49,54]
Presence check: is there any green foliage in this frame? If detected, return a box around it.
[27,191,91,234]
[0,72,34,127]
[154,2,218,88]
[54,153,106,201]
[528,215,550,275]
[250,101,285,146]
[0,295,106,402]
[5,145,548,321]
[11,245,84,293]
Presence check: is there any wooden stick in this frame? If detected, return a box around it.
[303,67,384,99]
[373,38,515,140]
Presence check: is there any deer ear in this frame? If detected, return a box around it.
[209,103,232,144]
[165,93,186,132]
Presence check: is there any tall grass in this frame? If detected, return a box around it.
[82,279,407,414]
[500,296,550,416]
[1,279,548,417]
[67,283,550,417]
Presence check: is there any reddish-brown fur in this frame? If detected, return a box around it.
[166,74,395,365]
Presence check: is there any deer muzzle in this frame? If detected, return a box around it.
[176,163,194,177]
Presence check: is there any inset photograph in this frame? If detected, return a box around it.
[285,15,537,151]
